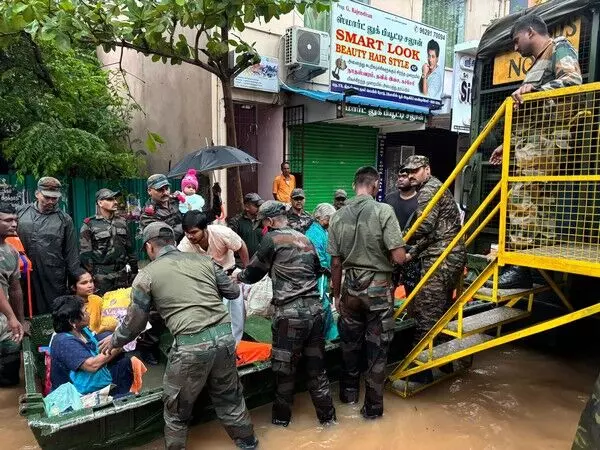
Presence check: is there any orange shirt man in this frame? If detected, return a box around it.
[272,161,296,203]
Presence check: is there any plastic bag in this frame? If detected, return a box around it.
[245,275,273,318]
[44,383,83,417]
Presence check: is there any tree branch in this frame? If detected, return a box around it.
[109,40,221,77]
[22,32,60,97]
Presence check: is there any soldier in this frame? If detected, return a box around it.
[488,13,582,289]
[17,177,79,314]
[99,222,257,450]
[287,188,313,233]
[572,371,600,450]
[236,201,336,427]
[80,189,138,295]
[333,189,347,210]
[227,193,265,259]
[328,166,406,419]
[140,173,223,243]
[138,174,222,364]
[403,155,466,383]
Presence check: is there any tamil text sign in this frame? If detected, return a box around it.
[492,18,581,86]
[330,0,447,109]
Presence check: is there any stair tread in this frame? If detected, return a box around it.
[446,307,527,333]
[475,283,545,298]
[416,333,494,363]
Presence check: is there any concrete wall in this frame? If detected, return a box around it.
[99,46,214,176]
[256,105,284,200]
[373,0,422,21]
[464,0,511,41]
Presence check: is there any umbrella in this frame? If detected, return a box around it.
[167,145,260,177]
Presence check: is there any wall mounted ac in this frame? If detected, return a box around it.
[284,26,330,81]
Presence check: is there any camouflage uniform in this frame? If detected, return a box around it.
[111,224,255,450]
[404,165,466,346]
[572,370,600,450]
[0,243,21,386]
[328,194,404,416]
[140,198,184,243]
[509,37,582,248]
[286,209,313,234]
[238,201,335,425]
[80,215,137,295]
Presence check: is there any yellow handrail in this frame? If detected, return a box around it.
[403,98,508,242]
[394,181,502,319]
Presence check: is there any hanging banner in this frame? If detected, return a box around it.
[451,52,475,133]
[330,0,447,109]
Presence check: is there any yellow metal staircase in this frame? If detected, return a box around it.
[387,83,600,397]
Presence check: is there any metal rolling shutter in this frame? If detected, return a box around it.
[301,123,378,211]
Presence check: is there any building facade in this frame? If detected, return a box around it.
[100,0,519,214]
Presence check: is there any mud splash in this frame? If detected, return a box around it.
[4,345,597,449]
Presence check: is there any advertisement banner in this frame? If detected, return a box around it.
[330,0,447,109]
[233,56,280,93]
[451,52,475,133]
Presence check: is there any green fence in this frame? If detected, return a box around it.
[1,174,192,260]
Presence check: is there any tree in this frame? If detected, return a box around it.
[0,0,334,210]
[0,33,143,179]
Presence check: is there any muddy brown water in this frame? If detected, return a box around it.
[3,345,597,449]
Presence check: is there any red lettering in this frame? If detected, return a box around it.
[336,29,345,41]
[411,49,420,61]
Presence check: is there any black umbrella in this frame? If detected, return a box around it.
[167,145,260,177]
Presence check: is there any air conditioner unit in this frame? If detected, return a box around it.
[284,26,330,80]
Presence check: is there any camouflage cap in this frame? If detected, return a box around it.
[142,221,174,245]
[95,188,120,201]
[291,188,305,199]
[334,189,347,200]
[257,200,287,220]
[37,177,62,198]
[244,192,264,206]
[147,174,170,190]
[402,155,430,170]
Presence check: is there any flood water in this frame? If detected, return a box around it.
[3,344,597,449]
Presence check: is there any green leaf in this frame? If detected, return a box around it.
[152,54,161,62]
[150,132,165,144]
[145,133,157,153]
[55,32,71,51]
[175,0,186,5]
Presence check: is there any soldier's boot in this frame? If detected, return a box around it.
[234,435,259,449]
[360,405,382,420]
[271,402,291,427]
[339,379,360,404]
[484,265,533,289]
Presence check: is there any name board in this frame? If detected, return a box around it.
[492,18,581,86]
[330,0,447,110]
[376,134,386,202]
[233,56,280,93]
[451,53,475,133]
[0,179,26,209]
[340,104,426,122]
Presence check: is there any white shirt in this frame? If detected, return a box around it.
[177,224,242,270]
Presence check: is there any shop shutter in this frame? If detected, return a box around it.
[299,123,378,211]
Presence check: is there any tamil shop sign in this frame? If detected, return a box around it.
[339,104,426,122]
[492,18,581,86]
[451,53,475,133]
[330,0,447,109]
